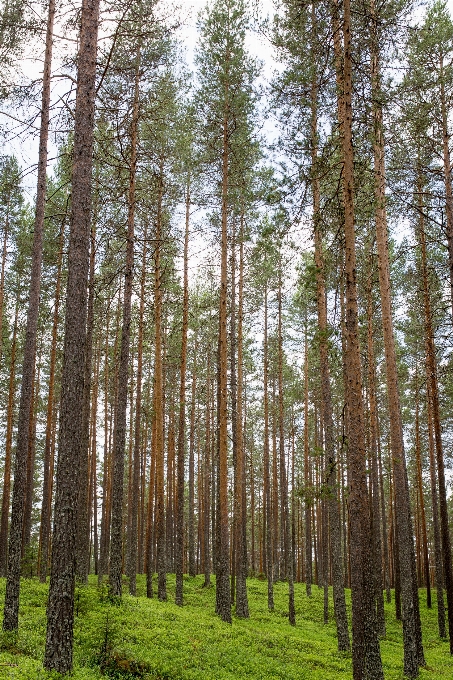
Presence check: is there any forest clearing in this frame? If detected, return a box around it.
[2,0,453,677]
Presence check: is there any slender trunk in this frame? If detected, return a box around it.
[439,56,453,318]
[303,325,312,597]
[235,212,249,618]
[154,165,167,602]
[0,211,9,368]
[377,426,391,603]
[98,303,113,582]
[216,87,231,623]
[271,381,279,580]
[315,212,350,647]
[203,353,212,587]
[76,224,96,582]
[416,169,448,639]
[3,0,56,632]
[311,26,348,642]
[23,349,40,551]
[109,46,140,597]
[188,337,197,577]
[366,284,386,638]
[0,300,19,576]
[38,226,64,582]
[427,385,446,638]
[146,389,156,597]
[277,266,295,625]
[414,369,431,608]
[91,342,100,575]
[44,0,100,670]
[370,10,422,671]
[127,224,147,594]
[263,284,274,611]
[230,224,237,606]
[175,183,190,604]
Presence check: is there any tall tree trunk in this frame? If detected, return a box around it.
[370,8,423,672]
[277,265,295,625]
[216,94,231,623]
[109,46,140,598]
[230,223,237,606]
[188,336,197,577]
[38,226,64,583]
[439,55,453,318]
[310,27,349,642]
[235,211,249,618]
[416,170,448,640]
[334,0,383,676]
[0,209,9,368]
[3,0,55,633]
[426,140,453,654]
[0,300,19,576]
[377,424,391,603]
[414,368,431,608]
[146,389,156,597]
[263,284,274,611]
[366,284,386,638]
[175,182,190,604]
[44,0,100,671]
[427,384,446,639]
[303,324,312,597]
[203,352,212,587]
[127,223,147,595]
[154,165,167,602]
[22,349,40,551]
[76,224,96,582]
[90,341,100,575]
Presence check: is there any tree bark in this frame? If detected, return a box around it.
[416,170,448,639]
[188,336,197,577]
[439,55,453,318]
[235,212,249,618]
[0,300,19,576]
[370,9,423,672]
[310,29,349,642]
[263,284,274,611]
[334,0,383,676]
[414,368,431,609]
[127,223,147,594]
[303,324,312,597]
[109,44,140,598]
[38,226,64,583]
[277,265,295,625]
[365,280,386,638]
[44,0,100,670]
[154,164,167,602]
[76,224,96,583]
[175,182,190,604]
[3,0,55,632]
[216,99,231,623]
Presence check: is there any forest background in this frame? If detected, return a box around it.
[2,0,453,678]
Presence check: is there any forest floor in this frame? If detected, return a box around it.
[0,575,451,679]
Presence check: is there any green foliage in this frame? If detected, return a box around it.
[0,576,452,679]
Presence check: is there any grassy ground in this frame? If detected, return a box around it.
[0,575,451,679]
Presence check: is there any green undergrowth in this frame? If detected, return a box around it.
[0,576,451,679]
